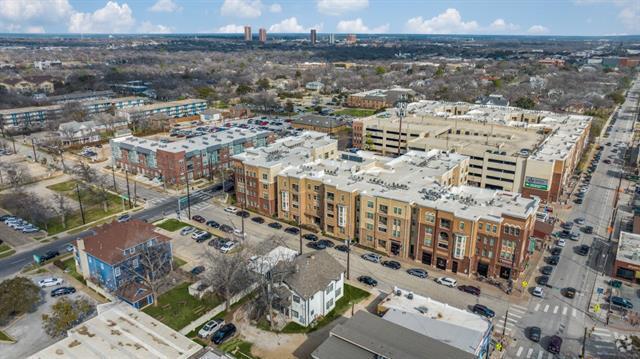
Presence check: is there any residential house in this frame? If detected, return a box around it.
[275,251,345,327]
[0,76,55,94]
[305,81,324,92]
[73,220,173,308]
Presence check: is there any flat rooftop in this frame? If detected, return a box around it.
[112,127,271,155]
[0,97,146,115]
[120,98,207,113]
[295,114,347,129]
[617,231,640,266]
[379,287,491,356]
[29,302,200,359]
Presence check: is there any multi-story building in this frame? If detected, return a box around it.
[345,34,357,44]
[346,87,416,109]
[353,100,591,202]
[73,220,173,308]
[259,28,267,43]
[614,232,640,283]
[0,97,146,129]
[232,132,338,217]
[244,26,252,41]
[233,132,540,279]
[111,128,274,185]
[310,29,317,45]
[117,99,207,123]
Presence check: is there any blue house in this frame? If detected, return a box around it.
[74,220,173,309]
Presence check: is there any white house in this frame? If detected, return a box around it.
[305,81,324,92]
[277,251,345,327]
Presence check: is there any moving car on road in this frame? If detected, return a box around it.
[224,207,238,214]
[406,268,428,278]
[458,285,481,296]
[471,304,495,318]
[564,287,577,299]
[547,335,562,354]
[576,244,590,256]
[117,214,131,223]
[528,327,541,342]
[361,253,381,263]
[436,277,457,288]
[358,275,378,287]
[381,260,401,270]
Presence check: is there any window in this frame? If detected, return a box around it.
[493,225,497,233]
[378,239,387,247]
[479,222,483,230]
[500,239,516,260]
[424,226,433,237]
[262,184,268,190]
[133,258,139,268]
[326,283,334,294]
[425,212,435,223]
[367,201,374,208]
[291,310,299,318]
[327,192,335,201]
[337,205,347,228]
[392,230,401,237]
[454,235,467,259]
[379,216,388,226]
[393,207,402,215]
[335,287,342,297]
[326,299,334,310]
[366,212,374,219]
[423,236,432,247]
[440,218,451,229]
[366,223,374,230]
[114,266,121,277]
[459,221,465,230]
[486,223,491,231]
[379,204,388,213]
[366,235,373,242]
[262,174,268,180]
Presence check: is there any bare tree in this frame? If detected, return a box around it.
[52,192,72,230]
[73,162,98,183]
[202,245,256,311]
[120,241,173,308]
[59,102,88,124]
[93,112,121,133]
[0,162,31,189]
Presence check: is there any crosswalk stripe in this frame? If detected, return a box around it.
[544,304,549,312]
[516,347,524,357]
[510,312,523,319]
[553,306,559,314]
[547,353,553,359]
[572,308,577,317]
[534,303,540,311]
[512,304,527,311]
[537,351,544,359]
[527,348,533,358]
[562,307,568,315]
[506,317,518,323]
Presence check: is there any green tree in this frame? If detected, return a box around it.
[375,66,386,75]
[608,91,625,105]
[256,78,270,91]
[492,79,503,89]
[196,87,216,100]
[42,297,95,338]
[514,97,535,110]
[284,100,294,114]
[435,67,445,77]
[236,84,253,96]
[0,277,40,323]
[294,70,301,79]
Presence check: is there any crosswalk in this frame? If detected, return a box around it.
[589,327,619,358]
[512,346,556,359]
[495,304,527,335]
[531,302,582,318]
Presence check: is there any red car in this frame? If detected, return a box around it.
[192,215,206,223]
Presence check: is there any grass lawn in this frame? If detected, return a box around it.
[0,250,15,259]
[46,180,131,235]
[157,219,189,232]
[280,284,370,334]
[173,256,187,268]
[335,108,376,117]
[143,282,222,331]
[0,329,14,342]
[0,243,11,252]
[219,338,258,359]
[61,257,86,284]
[186,292,255,338]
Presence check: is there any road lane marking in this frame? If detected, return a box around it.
[547,353,554,359]
[534,303,540,311]
[572,308,577,317]
[562,307,568,315]
[553,306,559,314]
[527,348,533,358]
[516,347,524,357]
[544,304,549,312]
[537,351,544,359]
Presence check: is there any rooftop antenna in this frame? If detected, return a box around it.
[396,94,407,156]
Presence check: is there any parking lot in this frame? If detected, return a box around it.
[0,274,98,358]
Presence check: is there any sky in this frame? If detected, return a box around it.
[0,0,637,36]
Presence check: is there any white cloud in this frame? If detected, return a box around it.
[217,24,246,33]
[149,0,181,13]
[68,1,135,33]
[317,0,368,16]
[336,18,389,33]
[618,6,639,31]
[269,3,282,13]
[0,0,73,31]
[269,17,306,33]
[406,9,479,34]
[25,25,45,33]
[528,25,550,34]
[220,0,262,18]
[138,21,172,34]
[489,18,519,32]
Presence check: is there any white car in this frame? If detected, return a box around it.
[191,230,206,239]
[532,286,544,298]
[361,253,381,263]
[436,277,457,287]
[38,277,63,288]
[198,319,223,338]
[233,228,245,237]
[557,238,566,247]
[180,226,195,236]
[224,206,238,214]
[220,241,238,253]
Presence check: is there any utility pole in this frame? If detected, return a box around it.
[58,148,66,172]
[581,327,587,358]
[502,308,509,336]
[31,138,37,162]
[76,183,86,224]
[298,218,303,255]
[185,169,192,219]
[346,238,351,280]
[125,170,132,208]
[133,181,137,206]
[111,166,117,192]
[10,135,16,154]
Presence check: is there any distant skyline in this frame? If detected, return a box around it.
[0,0,637,36]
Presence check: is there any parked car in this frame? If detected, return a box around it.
[195,232,212,243]
[458,285,481,296]
[192,215,206,223]
[550,247,562,256]
[358,275,378,286]
[556,239,566,247]
[224,207,238,214]
[564,287,577,299]
[212,323,237,344]
[51,286,76,297]
[284,227,300,235]
[547,255,560,266]
[220,241,238,254]
[381,260,401,270]
[576,245,590,256]
[548,335,562,354]
[198,319,223,338]
[116,214,131,223]
[574,218,585,225]
[335,244,350,252]
[581,225,593,234]
[180,226,195,236]
[303,233,318,241]
[235,210,250,218]
[191,266,205,275]
[251,217,265,224]
[64,244,74,253]
[609,296,633,309]
[22,226,39,233]
[472,304,495,318]
[532,286,544,298]
[317,239,334,248]
[361,253,381,263]
[528,326,541,342]
[436,277,457,287]
[219,224,234,233]
[537,276,549,286]
[191,230,206,239]
[206,220,220,229]
[38,277,63,288]
[308,241,327,250]
[541,266,553,275]
[407,268,428,278]
[268,222,282,229]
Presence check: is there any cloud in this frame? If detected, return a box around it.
[269,17,307,33]
[25,25,45,33]
[217,24,245,33]
[220,0,262,18]
[317,0,368,16]
[138,21,172,34]
[489,18,519,32]
[68,1,135,33]
[574,0,638,32]
[336,18,389,33]
[528,25,550,34]
[0,0,73,31]
[149,0,181,13]
[406,9,479,34]
[269,3,282,13]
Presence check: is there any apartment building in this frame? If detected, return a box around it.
[346,87,415,109]
[111,128,274,185]
[353,100,591,202]
[231,132,338,216]
[233,132,540,279]
[0,97,146,129]
[117,99,207,123]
